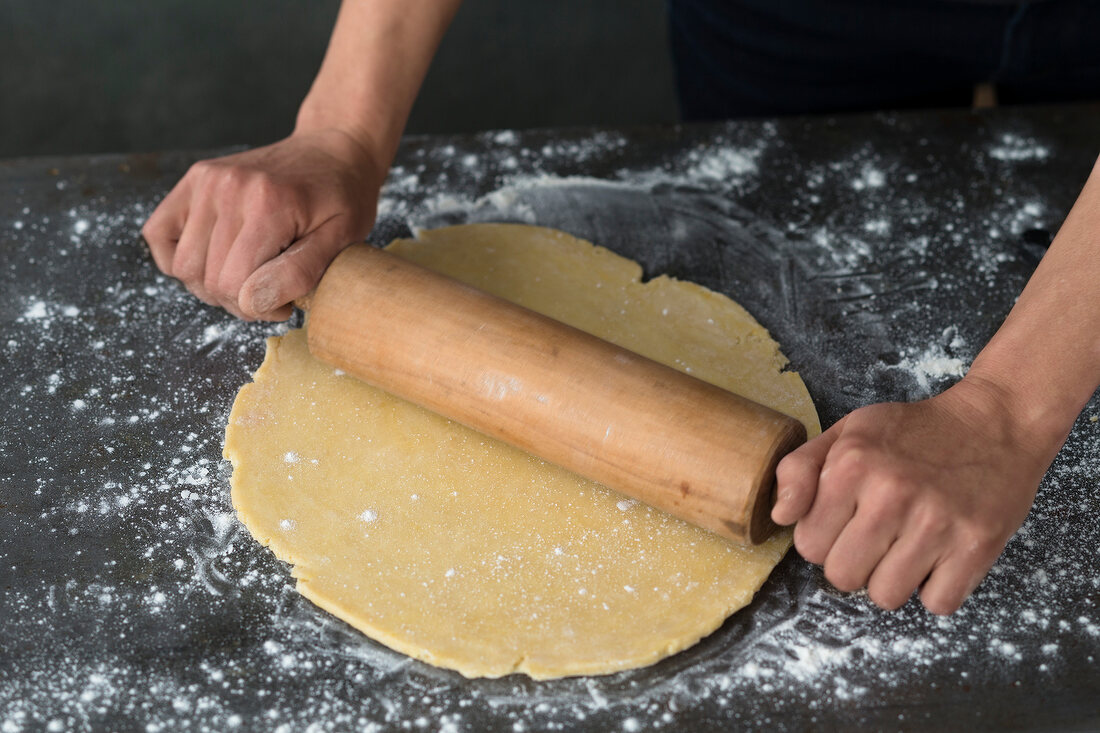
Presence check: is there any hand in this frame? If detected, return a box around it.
[772,377,1053,614]
[142,128,384,320]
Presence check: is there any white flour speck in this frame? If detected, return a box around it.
[989,133,1050,162]
[22,300,48,319]
[893,344,968,394]
[852,165,886,191]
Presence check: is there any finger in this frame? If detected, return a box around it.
[773,415,847,525]
[918,535,1003,615]
[791,439,862,564]
[866,527,943,611]
[202,212,244,312]
[142,182,192,274]
[822,498,901,592]
[792,488,857,565]
[170,201,218,304]
[918,558,984,616]
[238,219,353,320]
[216,217,296,319]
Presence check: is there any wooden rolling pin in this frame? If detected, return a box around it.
[300,244,806,545]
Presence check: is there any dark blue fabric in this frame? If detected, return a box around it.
[669,0,1100,119]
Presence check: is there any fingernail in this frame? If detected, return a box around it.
[250,287,277,314]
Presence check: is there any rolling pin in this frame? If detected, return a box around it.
[299,244,807,545]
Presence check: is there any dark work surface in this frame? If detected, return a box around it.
[1,105,1099,730]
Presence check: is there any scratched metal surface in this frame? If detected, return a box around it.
[2,106,1099,731]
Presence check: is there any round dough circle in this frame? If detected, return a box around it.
[225,223,819,679]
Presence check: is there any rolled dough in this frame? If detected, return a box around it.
[225,223,819,679]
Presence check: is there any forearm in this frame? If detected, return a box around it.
[295,0,463,168]
[965,154,1100,456]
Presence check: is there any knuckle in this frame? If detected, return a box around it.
[959,524,1004,560]
[815,474,852,507]
[826,444,870,483]
[142,207,176,243]
[913,508,951,538]
[824,561,862,592]
[859,494,899,526]
[186,160,214,182]
[976,531,1005,558]
[920,589,962,616]
[247,181,290,215]
[217,164,250,191]
[793,524,826,565]
[861,480,914,521]
[774,456,800,483]
[252,171,280,197]
[879,474,914,503]
[775,465,809,499]
[867,583,909,611]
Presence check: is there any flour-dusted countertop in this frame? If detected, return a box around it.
[2,106,1099,731]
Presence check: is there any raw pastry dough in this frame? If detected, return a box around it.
[225,224,819,679]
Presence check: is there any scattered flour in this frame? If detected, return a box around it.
[682,143,761,181]
[896,345,969,393]
[2,120,1096,732]
[851,164,886,191]
[989,133,1050,162]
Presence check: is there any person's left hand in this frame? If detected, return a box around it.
[772,376,1055,614]
[142,128,383,321]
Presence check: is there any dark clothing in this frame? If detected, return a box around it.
[669,0,1100,120]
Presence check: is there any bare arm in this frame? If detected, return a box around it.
[773,154,1100,614]
[295,0,462,169]
[143,0,462,320]
[967,155,1100,450]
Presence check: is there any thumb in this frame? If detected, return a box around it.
[239,221,355,320]
[771,414,847,526]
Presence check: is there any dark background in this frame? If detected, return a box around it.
[0,0,679,158]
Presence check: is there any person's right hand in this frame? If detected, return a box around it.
[772,376,1053,614]
[142,127,384,320]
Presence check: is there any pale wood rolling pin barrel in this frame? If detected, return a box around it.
[299,244,807,545]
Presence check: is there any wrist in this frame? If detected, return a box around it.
[295,100,392,167]
[290,117,388,188]
[948,365,1076,467]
